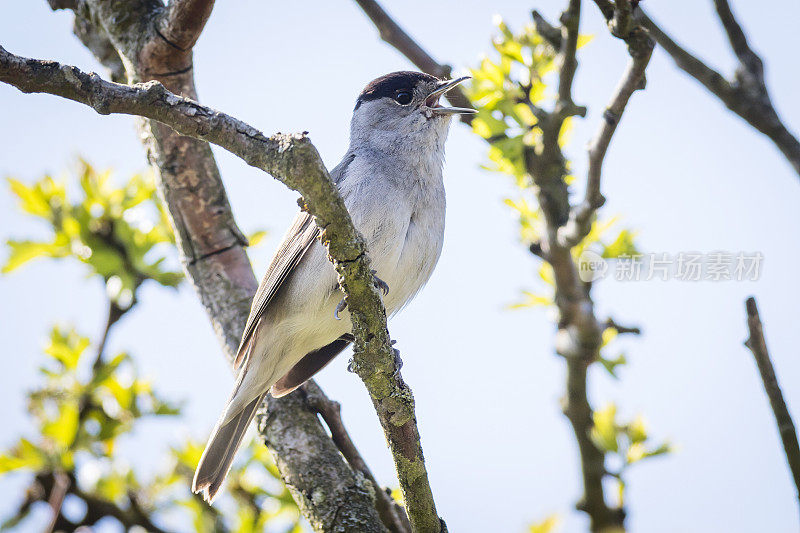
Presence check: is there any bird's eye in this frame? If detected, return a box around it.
[394,90,413,105]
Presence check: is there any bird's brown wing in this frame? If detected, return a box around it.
[234,153,355,371]
[234,211,319,369]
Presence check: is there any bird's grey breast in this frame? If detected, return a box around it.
[339,147,446,315]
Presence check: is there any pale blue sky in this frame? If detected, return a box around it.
[1,1,799,532]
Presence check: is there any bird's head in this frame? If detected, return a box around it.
[349,71,474,153]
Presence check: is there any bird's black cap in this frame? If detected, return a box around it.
[355,71,439,110]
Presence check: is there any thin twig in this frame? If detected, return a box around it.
[555,0,582,116]
[92,299,128,371]
[0,45,440,532]
[744,297,800,514]
[532,10,562,50]
[713,0,759,70]
[604,318,641,336]
[44,471,70,533]
[637,7,800,178]
[591,0,615,20]
[558,18,654,247]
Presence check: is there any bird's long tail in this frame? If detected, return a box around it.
[192,392,266,503]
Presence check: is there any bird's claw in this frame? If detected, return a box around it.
[334,297,347,320]
[335,271,387,320]
[392,347,403,376]
[371,270,389,296]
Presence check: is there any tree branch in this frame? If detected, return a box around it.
[513,4,626,530]
[532,10,563,51]
[0,45,443,532]
[559,7,654,248]
[604,318,641,336]
[352,0,473,124]
[44,471,69,533]
[712,0,758,71]
[744,297,800,514]
[92,299,129,371]
[636,7,800,178]
[519,2,654,529]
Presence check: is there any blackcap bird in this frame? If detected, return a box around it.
[192,71,474,502]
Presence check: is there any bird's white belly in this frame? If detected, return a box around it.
[377,210,444,316]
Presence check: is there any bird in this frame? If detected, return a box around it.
[192,71,475,502]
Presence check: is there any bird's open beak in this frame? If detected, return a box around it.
[424,76,476,115]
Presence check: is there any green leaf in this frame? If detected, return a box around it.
[508,290,552,309]
[577,34,594,49]
[7,178,52,217]
[0,439,45,473]
[602,229,639,258]
[101,376,134,414]
[152,399,181,416]
[45,327,90,370]
[627,415,648,444]
[598,352,627,379]
[247,230,268,247]
[2,240,68,273]
[529,515,560,533]
[91,352,129,386]
[591,403,619,453]
[43,402,80,449]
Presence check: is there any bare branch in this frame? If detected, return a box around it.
[637,7,800,178]
[555,0,582,120]
[713,0,759,72]
[604,318,641,336]
[744,297,800,513]
[559,16,654,247]
[0,45,442,532]
[532,10,562,51]
[352,0,473,123]
[607,0,634,39]
[522,3,656,529]
[524,0,585,230]
[44,472,69,533]
[591,0,614,21]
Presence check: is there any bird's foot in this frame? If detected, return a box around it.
[392,346,403,377]
[371,270,389,296]
[334,297,347,320]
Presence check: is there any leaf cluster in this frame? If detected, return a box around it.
[0,162,297,532]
